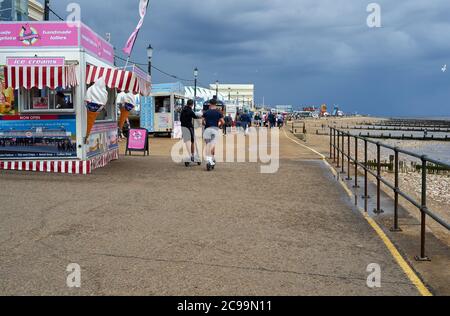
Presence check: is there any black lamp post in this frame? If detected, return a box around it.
[146,44,153,77]
[194,67,198,105]
[44,0,50,21]
[228,87,231,101]
[215,80,219,98]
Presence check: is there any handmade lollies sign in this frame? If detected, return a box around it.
[0,22,114,65]
[0,23,79,47]
[126,128,149,156]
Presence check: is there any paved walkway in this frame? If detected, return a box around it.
[0,131,421,295]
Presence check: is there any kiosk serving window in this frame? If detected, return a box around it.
[22,87,74,111]
[3,61,79,114]
[155,96,171,114]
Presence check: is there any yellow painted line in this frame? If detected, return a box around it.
[362,212,433,296]
[283,129,326,159]
[283,129,432,296]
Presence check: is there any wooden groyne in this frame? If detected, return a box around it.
[347,126,450,133]
[355,132,450,141]
[364,159,450,175]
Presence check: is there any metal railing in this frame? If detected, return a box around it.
[329,127,450,261]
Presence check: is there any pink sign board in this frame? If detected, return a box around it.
[0,23,79,47]
[7,57,65,66]
[80,24,114,65]
[127,129,148,150]
[0,22,114,65]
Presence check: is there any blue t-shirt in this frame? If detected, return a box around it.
[240,113,252,123]
[203,110,223,129]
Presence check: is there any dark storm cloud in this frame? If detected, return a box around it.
[44,0,450,116]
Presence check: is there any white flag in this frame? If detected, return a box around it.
[123,0,150,56]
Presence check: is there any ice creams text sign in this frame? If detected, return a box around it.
[7,57,65,67]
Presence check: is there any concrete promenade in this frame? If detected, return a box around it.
[0,130,423,295]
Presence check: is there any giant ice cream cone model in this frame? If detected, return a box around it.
[119,107,130,130]
[118,92,136,130]
[84,78,108,143]
[86,111,100,140]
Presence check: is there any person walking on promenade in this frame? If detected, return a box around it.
[203,99,224,170]
[224,114,233,135]
[180,99,201,162]
[122,119,131,139]
[254,112,262,127]
[277,113,284,129]
[268,111,276,129]
[240,110,252,135]
[235,110,242,130]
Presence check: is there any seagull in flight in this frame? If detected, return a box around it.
[442,64,447,73]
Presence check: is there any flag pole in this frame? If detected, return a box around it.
[122,0,150,70]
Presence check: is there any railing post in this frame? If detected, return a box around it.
[337,131,340,168]
[329,127,332,160]
[341,131,345,174]
[353,137,359,188]
[374,143,384,214]
[362,139,370,213]
[415,157,431,261]
[333,128,336,162]
[391,148,402,232]
[346,133,352,181]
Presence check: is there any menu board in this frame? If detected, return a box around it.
[126,128,149,156]
[0,115,77,159]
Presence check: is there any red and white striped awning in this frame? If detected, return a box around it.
[86,64,151,96]
[3,65,79,90]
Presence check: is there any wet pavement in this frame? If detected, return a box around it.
[331,159,450,295]
[0,131,434,295]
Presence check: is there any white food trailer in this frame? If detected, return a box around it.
[150,83,187,137]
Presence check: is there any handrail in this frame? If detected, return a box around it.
[329,127,450,261]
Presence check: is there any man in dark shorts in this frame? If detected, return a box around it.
[223,114,233,135]
[180,99,200,162]
[203,99,224,167]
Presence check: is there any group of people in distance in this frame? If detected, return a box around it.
[253,111,285,129]
[180,98,286,169]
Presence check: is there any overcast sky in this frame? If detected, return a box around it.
[43,0,450,116]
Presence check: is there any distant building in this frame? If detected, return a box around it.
[276,105,293,113]
[210,84,254,108]
[28,0,44,21]
[0,0,44,22]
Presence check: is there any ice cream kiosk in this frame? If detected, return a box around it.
[0,21,150,174]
